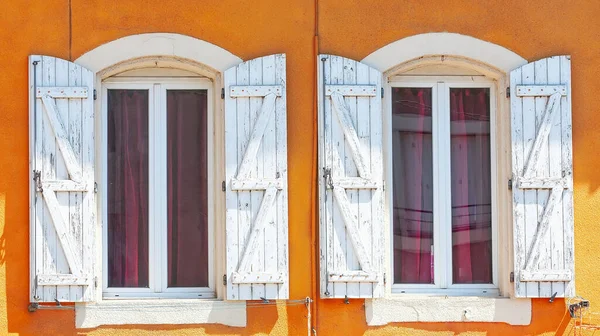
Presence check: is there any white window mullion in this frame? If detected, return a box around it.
[438,82,453,289]
[147,83,159,293]
[431,82,443,289]
[155,83,168,293]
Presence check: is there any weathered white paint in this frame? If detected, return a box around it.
[75,33,242,74]
[325,85,377,97]
[30,55,95,303]
[75,300,246,328]
[230,85,283,97]
[36,87,89,98]
[365,297,532,325]
[516,85,567,97]
[361,33,527,73]
[224,54,288,300]
[230,272,287,284]
[510,55,574,297]
[319,55,384,299]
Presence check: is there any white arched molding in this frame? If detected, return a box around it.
[364,33,532,326]
[75,33,242,75]
[73,33,245,328]
[362,32,526,74]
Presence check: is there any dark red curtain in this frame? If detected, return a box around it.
[167,90,209,288]
[450,88,492,284]
[392,88,434,284]
[107,89,149,288]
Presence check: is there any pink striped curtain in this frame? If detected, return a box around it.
[392,88,434,284]
[450,88,492,284]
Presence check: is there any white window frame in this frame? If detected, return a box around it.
[386,75,499,296]
[101,77,215,299]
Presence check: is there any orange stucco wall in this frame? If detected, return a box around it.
[1,0,599,335]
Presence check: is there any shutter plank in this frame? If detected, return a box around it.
[248,56,265,300]
[54,57,71,302]
[41,56,58,302]
[534,58,551,297]
[343,56,360,298]
[561,56,575,297]
[330,55,347,298]
[357,61,373,298]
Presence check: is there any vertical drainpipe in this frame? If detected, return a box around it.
[310,0,319,333]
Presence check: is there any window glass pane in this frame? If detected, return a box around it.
[167,90,209,288]
[107,89,150,288]
[450,88,492,284]
[392,87,434,284]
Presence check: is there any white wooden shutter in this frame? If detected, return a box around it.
[29,55,96,302]
[318,55,384,298]
[511,55,574,298]
[224,54,288,300]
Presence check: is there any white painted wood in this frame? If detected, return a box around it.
[325,85,377,97]
[29,55,96,302]
[515,85,567,97]
[319,55,384,298]
[38,274,91,286]
[328,271,379,283]
[229,85,283,97]
[36,87,89,98]
[224,54,288,300]
[521,270,571,282]
[231,178,284,190]
[510,56,574,298]
[231,272,286,284]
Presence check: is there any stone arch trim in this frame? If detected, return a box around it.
[361,32,527,74]
[74,33,242,74]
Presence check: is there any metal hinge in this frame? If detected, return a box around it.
[93,89,97,101]
[510,271,515,283]
[323,168,333,189]
[222,181,226,192]
[381,87,384,98]
[221,88,225,99]
[223,274,227,285]
[508,179,513,190]
[33,170,42,192]
[383,273,387,285]
[93,182,98,193]
[506,87,510,98]
[94,276,98,288]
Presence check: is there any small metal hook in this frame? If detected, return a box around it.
[549,292,558,303]
[260,297,269,304]
[343,295,349,304]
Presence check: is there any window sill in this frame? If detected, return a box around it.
[365,296,531,326]
[75,299,246,328]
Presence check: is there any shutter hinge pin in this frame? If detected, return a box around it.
[221,88,225,99]
[33,170,42,192]
[510,271,515,283]
[508,179,513,190]
[223,274,227,286]
[222,181,226,192]
[506,87,510,98]
[343,295,350,304]
[381,87,384,98]
[93,89,97,101]
[28,302,39,312]
[383,273,386,285]
[93,182,98,193]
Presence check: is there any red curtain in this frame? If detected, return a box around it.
[167,90,209,288]
[392,88,434,284]
[450,88,492,284]
[107,89,149,288]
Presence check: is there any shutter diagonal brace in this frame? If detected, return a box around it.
[515,90,571,282]
[229,87,286,284]
[325,86,380,283]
